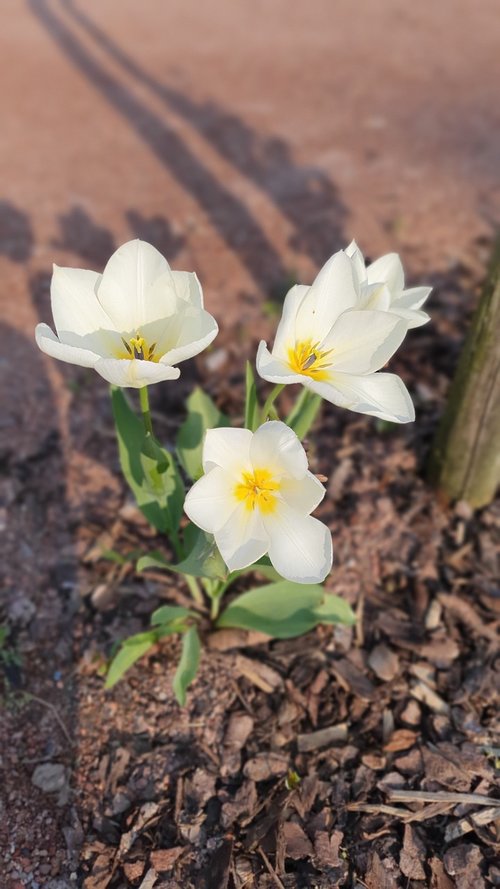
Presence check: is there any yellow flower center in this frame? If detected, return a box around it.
[287,339,333,381]
[234,468,280,514]
[119,333,159,362]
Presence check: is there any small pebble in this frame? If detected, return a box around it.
[31,763,67,795]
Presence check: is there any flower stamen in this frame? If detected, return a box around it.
[287,339,333,380]
[120,333,159,362]
[234,468,280,514]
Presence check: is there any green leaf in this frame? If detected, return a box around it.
[150,604,193,626]
[136,550,171,573]
[226,556,282,587]
[176,387,228,480]
[286,390,322,439]
[244,362,260,431]
[217,581,354,638]
[175,528,227,579]
[137,529,227,580]
[173,627,201,706]
[105,631,158,688]
[313,595,356,626]
[111,387,184,534]
[101,548,144,566]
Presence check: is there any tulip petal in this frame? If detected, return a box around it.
[203,427,253,475]
[184,467,237,534]
[93,357,180,388]
[215,504,269,572]
[390,307,430,329]
[97,239,171,331]
[171,271,204,308]
[297,250,358,340]
[393,286,432,312]
[35,323,100,368]
[366,252,405,293]
[357,282,391,312]
[272,284,309,359]
[51,265,114,348]
[322,310,408,374]
[309,371,415,423]
[345,240,367,289]
[263,502,333,583]
[250,421,308,479]
[159,307,218,366]
[256,341,306,385]
[279,471,326,513]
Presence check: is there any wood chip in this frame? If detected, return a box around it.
[207,629,271,650]
[425,599,443,630]
[138,869,158,889]
[411,679,450,714]
[243,752,289,781]
[422,746,471,792]
[235,654,282,692]
[313,830,344,868]
[400,824,426,880]
[444,844,486,889]
[283,821,314,859]
[364,851,401,889]
[149,847,184,871]
[400,699,421,725]
[445,806,500,842]
[331,659,376,700]
[430,858,455,889]
[368,644,399,681]
[297,723,348,752]
[438,592,499,642]
[225,712,254,749]
[384,729,419,753]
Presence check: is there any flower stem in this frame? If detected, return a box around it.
[139,386,153,435]
[210,594,222,621]
[261,384,285,423]
[185,575,204,607]
[286,388,323,440]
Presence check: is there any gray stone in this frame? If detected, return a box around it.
[8,594,36,626]
[31,762,67,794]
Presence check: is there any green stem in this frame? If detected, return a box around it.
[210,594,222,621]
[261,384,285,424]
[184,575,204,607]
[139,386,153,435]
[286,388,323,440]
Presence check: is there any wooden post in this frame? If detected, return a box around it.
[428,241,500,508]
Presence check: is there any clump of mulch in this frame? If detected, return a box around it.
[71,462,500,889]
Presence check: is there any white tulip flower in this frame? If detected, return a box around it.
[256,251,415,423]
[35,239,218,387]
[184,421,333,584]
[346,240,431,329]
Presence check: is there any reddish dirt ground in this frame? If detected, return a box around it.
[1,1,499,887]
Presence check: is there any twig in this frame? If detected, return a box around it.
[387,789,500,807]
[27,693,73,747]
[355,593,365,647]
[347,801,453,822]
[257,847,285,889]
